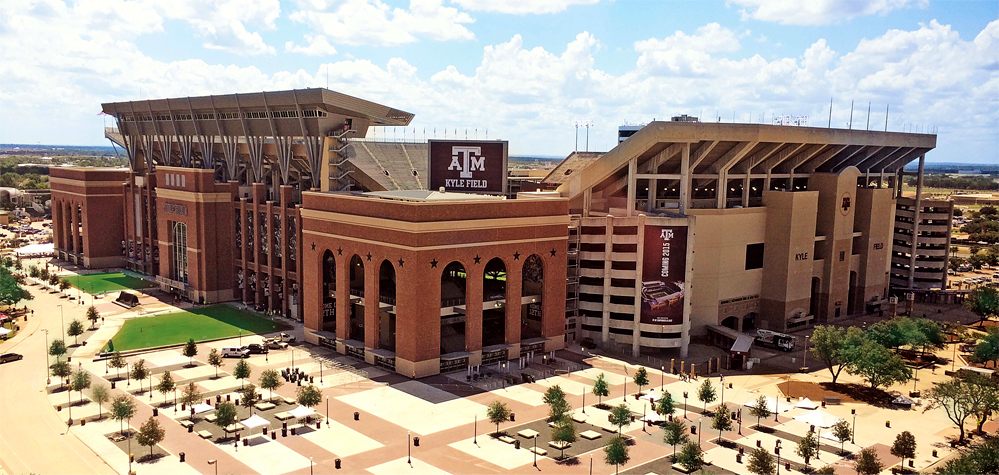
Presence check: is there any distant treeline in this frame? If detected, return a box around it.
[906,174,999,190]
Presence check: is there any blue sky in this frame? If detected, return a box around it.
[1,0,997,163]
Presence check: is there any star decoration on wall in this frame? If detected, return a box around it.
[550,249,557,257]
[310,242,316,251]
[513,252,521,261]
[430,258,438,268]
[366,252,372,261]
[473,255,481,264]
[336,247,343,255]
[398,258,405,268]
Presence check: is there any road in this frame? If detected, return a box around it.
[0,278,115,475]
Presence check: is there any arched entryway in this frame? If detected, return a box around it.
[440,262,467,354]
[321,250,336,332]
[809,277,821,319]
[742,312,757,331]
[721,316,739,331]
[483,258,507,347]
[521,254,544,340]
[348,255,365,341]
[378,260,396,351]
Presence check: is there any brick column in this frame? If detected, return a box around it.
[505,261,523,345]
[363,256,380,354]
[464,263,483,355]
[266,200,275,312]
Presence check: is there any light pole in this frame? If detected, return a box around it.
[310,457,314,475]
[57,304,64,341]
[697,419,702,447]
[208,459,218,475]
[683,392,688,419]
[326,398,330,427]
[774,394,780,422]
[851,409,857,444]
[407,431,412,465]
[912,367,918,391]
[660,365,665,390]
[775,446,781,475]
[719,374,725,406]
[533,435,538,468]
[42,329,50,385]
[952,339,958,372]
[802,336,810,370]
[622,364,628,398]
[582,391,586,414]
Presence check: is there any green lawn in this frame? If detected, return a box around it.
[107,305,290,351]
[64,272,154,294]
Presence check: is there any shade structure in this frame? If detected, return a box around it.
[192,403,213,414]
[289,405,316,419]
[793,410,842,428]
[795,397,818,410]
[14,242,53,257]
[642,412,664,423]
[642,388,660,402]
[241,414,270,429]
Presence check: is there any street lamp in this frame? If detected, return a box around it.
[775,446,781,475]
[683,391,688,419]
[719,374,725,406]
[802,335,810,370]
[42,329,50,385]
[851,409,857,444]
[326,397,330,427]
[697,419,702,447]
[473,415,477,445]
[660,365,665,390]
[407,431,412,465]
[208,459,218,475]
[533,435,538,468]
[310,457,314,475]
[775,394,780,422]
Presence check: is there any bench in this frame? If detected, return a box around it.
[255,402,276,411]
[274,412,294,421]
[205,414,217,423]
[580,430,602,440]
[572,413,587,423]
[197,430,213,439]
[517,429,539,439]
[530,447,548,456]
[823,397,842,405]
[179,420,194,429]
[498,435,516,444]
[548,440,570,450]
[282,397,296,405]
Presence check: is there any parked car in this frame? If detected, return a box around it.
[221,347,250,358]
[0,353,24,364]
[266,338,289,349]
[245,343,269,354]
[277,332,296,343]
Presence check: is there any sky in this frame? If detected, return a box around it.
[0,0,997,163]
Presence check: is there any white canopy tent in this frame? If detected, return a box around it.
[289,405,316,419]
[795,397,819,410]
[191,403,213,414]
[642,412,664,423]
[793,410,842,428]
[13,242,53,257]
[241,414,270,429]
[642,388,660,402]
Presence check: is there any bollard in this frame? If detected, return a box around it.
[81,418,86,426]
[179,452,185,463]
[111,381,116,389]
[282,428,287,437]
[756,440,761,448]
[514,439,520,449]
[188,426,193,433]
[272,431,277,440]
[235,399,240,406]
[785,462,790,470]
[263,427,268,435]
[335,459,341,469]
[739,447,744,455]
[932,449,938,457]
[691,425,697,434]
[153,408,158,417]
[226,394,231,402]
[354,412,359,421]
[414,437,420,447]
[316,422,321,430]
[909,460,914,468]
[886,421,891,428]
[510,413,515,422]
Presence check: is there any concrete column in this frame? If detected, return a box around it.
[144,183,155,274]
[907,154,925,289]
[70,201,79,255]
[626,158,637,216]
[51,199,61,254]
[600,216,613,345]
[648,178,658,212]
[363,257,379,355]
[631,215,646,357]
[266,200,275,312]
[716,171,727,209]
[742,175,751,208]
[279,186,290,317]
[679,143,691,213]
[334,254,349,343]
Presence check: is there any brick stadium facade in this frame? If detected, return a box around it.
[52,87,942,374]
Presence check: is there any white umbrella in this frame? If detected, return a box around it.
[289,405,316,419]
[642,412,664,423]
[192,403,213,414]
[795,397,818,410]
[241,414,270,429]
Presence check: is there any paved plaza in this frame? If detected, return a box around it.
[0,260,986,474]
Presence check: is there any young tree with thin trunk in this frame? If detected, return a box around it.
[633,366,649,395]
[136,416,165,458]
[182,339,198,367]
[486,400,512,436]
[49,339,67,361]
[662,419,688,460]
[180,382,201,409]
[831,419,852,453]
[50,360,71,387]
[67,319,84,346]
[109,352,126,381]
[214,401,238,436]
[855,447,884,475]
[796,429,820,467]
[747,446,776,475]
[697,378,716,413]
[656,391,675,418]
[111,394,136,436]
[749,395,772,429]
[711,403,732,443]
[296,384,322,419]
[543,385,571,423]
[551,419,576,459]
[234,359,251,388]
[239,384,259,415]
[676,441,704,473]
[891,431,917,469]
[70,369,91,408]
[259,369,282,401]
[86,306,99,329]
[609,403,631,435]
[208,348,223,378]
[91,383,110,420]
[156,370,175,406]
[130,360,148,393]
[592,373,610,407]
[604,436,630,475]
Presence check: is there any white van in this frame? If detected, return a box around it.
[221,347,249,358]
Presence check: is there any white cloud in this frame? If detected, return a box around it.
[285,34,339,56]
[450,0,599,15]
[167,0,281,55]
[288,0,475,47]
[634,23,742,75]
[727,0,928,26]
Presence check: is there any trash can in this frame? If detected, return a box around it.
[188,426,193,433]
[111,381,116,389]
[510,413,515,422]
[736,454,742,463]
[354,412,360,421]
[291,427,297,435]
[414,437,420,447]
[335,459,341,469]
[179,452,185,463]
[153,408,158,417]
[81,418,86,426]
[514,440,521,449]
[282,428,288,437]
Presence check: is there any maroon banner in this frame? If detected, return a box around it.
[640,225,688,325]
[427,140,508,194]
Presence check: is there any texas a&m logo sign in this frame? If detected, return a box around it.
[427,140,508,194]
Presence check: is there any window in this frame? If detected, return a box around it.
[745,243,765,270]
[169,221,188,284]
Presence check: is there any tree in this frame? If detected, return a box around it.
[486,400,512,435]
[866,319,909,350]
[662,419,688,460]
[85,306,99,329]
[48,273,59,287]
[67,319,84,346]
[0,266,30,306]
[108,352,126,381]
[156,370,175,406]
[543,385,571,423]
[70,369,92,409]
[924,378,974,443]
[831,419,852,452]
[592,373,610,406]
[130,360,148,393]
[208,348,223,378]
[91,383,110,420]
[972,330,999,368]
[966,287,999,322]
[655,391,675,418]
[180,382,201,408]
[935,437,999,474]
[697,378,717,412]
[239,384,259,414]
[49,338,67,361]
[49,359,71,387]
[214,401,238,435]
[603,436,630,475]
[675,441,704,473]
[809,325,866,384]
[59,278,70,292]
[711,403,732,443]
[748,395,772,429]
[957,373,999,434]
[259,369,282,401]
[28,265,39,279]
[296,384,323,414]
[110,394,136,436]
[747,446,776,475]
[632,366,649,394]
[609,403,632,435]
[846,339,911,390]
[854,446,884,475]
[38,266,49,281]
[796,429,820,466]
[233,359,251,388]
[136,416,165,458]
[182,339,198,367]
[891,431,917,468]
[550,418,576,459]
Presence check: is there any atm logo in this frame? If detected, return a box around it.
[447,146,485,178]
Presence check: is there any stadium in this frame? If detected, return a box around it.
[50,88,936,376]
